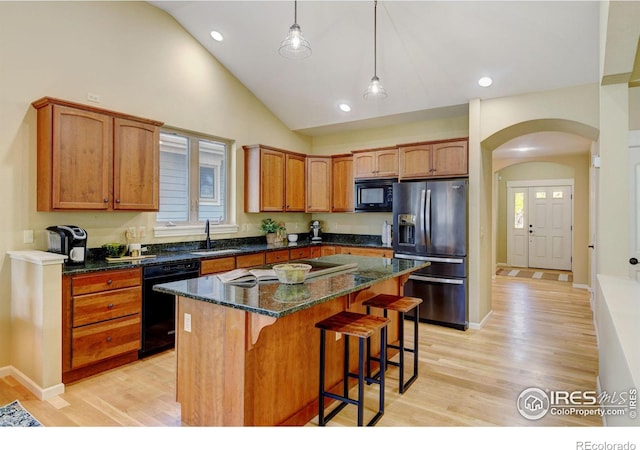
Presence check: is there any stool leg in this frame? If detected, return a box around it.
[357,336,365,426]
[398,311,405,392]
[343,335,350,398]
[399,305,420,394]
[365,306,371,381]
[318,329,326,426]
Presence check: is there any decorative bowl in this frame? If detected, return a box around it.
[287,234,298,242]
[102,243,127,258]
[272,263,312,284]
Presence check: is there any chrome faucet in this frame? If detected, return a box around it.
[205,219,211,249]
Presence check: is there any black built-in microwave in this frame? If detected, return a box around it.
[354,178,395,212]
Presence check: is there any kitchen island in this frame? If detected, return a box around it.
[153,254,428,426]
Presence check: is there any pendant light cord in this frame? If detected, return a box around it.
[294,0,298,25]
[373,0,378,77]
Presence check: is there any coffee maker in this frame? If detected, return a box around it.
[46,225,88,265]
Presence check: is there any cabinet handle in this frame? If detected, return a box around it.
[103,198,109,203]
[107,279,113,285]
[108,303,114,309]
[106,336,112,343]
[115,198,121,203]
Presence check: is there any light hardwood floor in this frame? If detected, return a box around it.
[0,275,600,427]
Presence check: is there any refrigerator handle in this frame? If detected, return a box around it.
[425,189,432,243]
[419,189,427,246]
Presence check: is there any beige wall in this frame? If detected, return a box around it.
[0,2,312,367]
[493,157,591,286]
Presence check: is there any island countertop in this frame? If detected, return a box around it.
[153,254,429,318]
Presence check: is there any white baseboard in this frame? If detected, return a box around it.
[0,365,65,400]
[469,310,493,330]
[572,283,590,290]
[596,376,607,427]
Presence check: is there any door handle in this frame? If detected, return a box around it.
[588,245,594,249]
[630,257,639,265]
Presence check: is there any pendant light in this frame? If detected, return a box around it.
[364,0,387,100]
[279,0,312,59]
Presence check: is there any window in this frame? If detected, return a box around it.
[156,129,235,236]
[535,191,547,199]
[514,192,524,229]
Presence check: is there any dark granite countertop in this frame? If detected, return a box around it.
[61,234,394,275]
[152,254,428,318]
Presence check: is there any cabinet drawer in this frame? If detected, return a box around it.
[289,247,311,260]
[201,256,236,275]
[71,314,141,369]
[73,286,141,327]
[237,252,265,268]
[266,249,289,264]
[310,246,322,258]
[338,247,393,258]
[72,268,141,295]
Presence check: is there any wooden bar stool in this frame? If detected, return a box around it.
[362,294,423,394]
[316,311,390,426]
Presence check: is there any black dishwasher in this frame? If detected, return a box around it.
[140,261,200,357]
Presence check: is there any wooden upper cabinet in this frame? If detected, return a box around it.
[352,147,398,179]
[398,143,433,179]
[261,148,286,212]
[243,144,306,213]
[331,154,353,212]
[286,153,306,212]
[398,138,468,179]
[432,140,468,177]
[113,118,159,210]
[306,156,331,212]
[32,97,163,211]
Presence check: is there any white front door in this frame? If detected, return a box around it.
[507,187,528,267]
[630,131,640,281]
[528,185,573,270]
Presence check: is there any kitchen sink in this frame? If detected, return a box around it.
[190,249,239,256]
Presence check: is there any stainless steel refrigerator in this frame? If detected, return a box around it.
[393,179,468,330]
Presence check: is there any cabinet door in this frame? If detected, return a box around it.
[306,157,331,212]
[432,141,468,177]
[113,118,159,210]
[353,152,377,179]
[51,105,112,210]
[260,149,285,211]
[375,149,399,178]
[332,156,353,212]
[399,144,433,179]
[285,153,306,211]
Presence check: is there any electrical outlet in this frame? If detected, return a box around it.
[184,313,191,332]
[23,229,34,244]
[335,332,341,341]
[87,93,101,103]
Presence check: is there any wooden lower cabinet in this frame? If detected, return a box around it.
[201,256,236,275]
[266,249,289,264]
[63,267,142,383]
[237,252,266,268]
[289,246,311,260]
[336,246,394,258]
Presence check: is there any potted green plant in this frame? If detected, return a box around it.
[260,218,285,244]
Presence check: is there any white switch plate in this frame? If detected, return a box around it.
[184,313,191,332]
[23,229,34,244]
[87,92,101,103]
[335,332,341,341]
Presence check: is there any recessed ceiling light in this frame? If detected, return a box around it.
[210,30,223,42]
[478,76,493,87]
[338,103,351,112]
